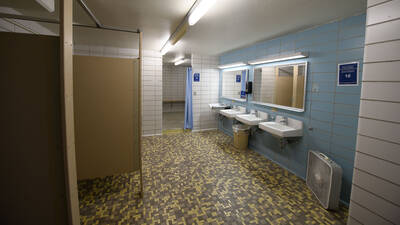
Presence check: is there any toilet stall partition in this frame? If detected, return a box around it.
[0,0,145,213]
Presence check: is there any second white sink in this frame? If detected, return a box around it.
[259,116,303,138]
[219,106,246,119]
[235,112,268,126]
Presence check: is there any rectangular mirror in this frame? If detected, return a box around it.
[253,62,307,112]
[221,69,247,101]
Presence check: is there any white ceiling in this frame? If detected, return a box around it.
[0,0,367,57]
[171,0,367,56]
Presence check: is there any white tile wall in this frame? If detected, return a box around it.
[364,40,400,62]
[73,44,162,136]
[191,54,219,131]
[366,0,400,25]
[365,19,400,44]
[348,1,400,224]
[362,61,400,81]
[162,65,186,101]
[162,65,186,113]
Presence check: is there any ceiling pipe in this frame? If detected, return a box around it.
[0,13,140,34]
[76,0,102,28]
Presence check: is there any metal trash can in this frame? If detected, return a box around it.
[232,124,250,150]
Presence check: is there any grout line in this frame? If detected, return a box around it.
[360,60,400,64]
[359,116,400,125]
[352,183,400,208]
[365,38,400,46]
[364,59,400,63]
[362,80,400,83]
[348,216,363,225]
[354,167,400,188]
[355,150,400,167]
[359,98,400,104]
[349,200,395,224]
[367,0,393,8]
[366,17,400,27]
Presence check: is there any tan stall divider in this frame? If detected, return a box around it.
[73,55,140,180]
[0,32,69,225]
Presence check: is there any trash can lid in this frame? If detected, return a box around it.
[232,124,250,131]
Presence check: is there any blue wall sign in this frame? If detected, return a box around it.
[193,73,200,82]
[338,62,359,86]
[236,74,241,83]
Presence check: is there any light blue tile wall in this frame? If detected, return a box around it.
[218,14,365,204]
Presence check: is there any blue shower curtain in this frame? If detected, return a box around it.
[240,70,246,98]
[184,67,193,129]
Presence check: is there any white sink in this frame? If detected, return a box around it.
[219,106,246,119]
[209,103,229,112]
[235,111,268,126]
[259,116,303,138]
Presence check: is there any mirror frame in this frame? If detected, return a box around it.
[251,61,308,112]
[220,67,249,102]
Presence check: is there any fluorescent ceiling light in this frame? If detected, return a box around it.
[173,56,184,63]
[218,62,247,69]
[248,52,308,65]
[174,58,186,66]
[160,42,173,55]
[188,0,216,26]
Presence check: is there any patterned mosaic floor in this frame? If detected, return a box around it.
[78,130,348,224]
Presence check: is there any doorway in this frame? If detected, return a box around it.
[162,62,188,132]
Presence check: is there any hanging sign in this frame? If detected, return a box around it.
[338,62,359,86]
[193,73,200,82]
[236,74,241,83]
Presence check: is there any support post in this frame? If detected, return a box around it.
[60,0,80,224]
[138,31,144,197]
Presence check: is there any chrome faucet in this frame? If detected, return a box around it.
[279,117,288,125]
[270,114,275,121]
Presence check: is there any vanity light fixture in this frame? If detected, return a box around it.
[248,52,308,65]
[218,62,247,69]
[188,0,216,26]
[174,58,186,66]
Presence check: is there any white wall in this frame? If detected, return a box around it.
[162,65,186,101]
[162,64,186,113]
[73,45,163,136]
[191,54,220,131]
[347,0,400,224]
